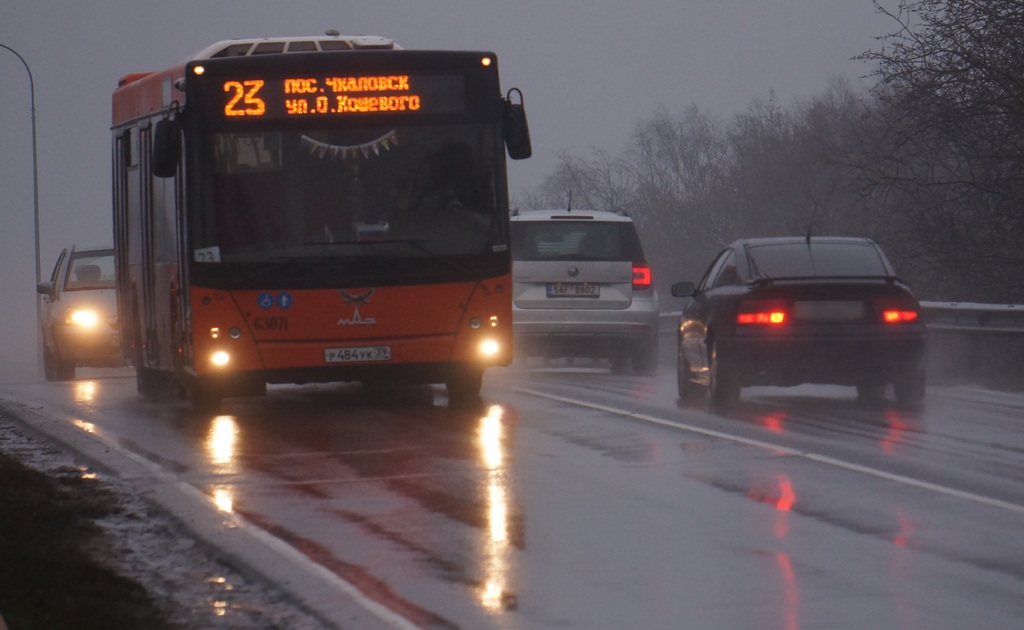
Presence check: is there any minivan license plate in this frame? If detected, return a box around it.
[547,282,600,297]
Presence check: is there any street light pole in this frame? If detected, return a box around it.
[1,43,43,375]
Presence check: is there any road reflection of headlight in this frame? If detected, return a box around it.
[72,419,97,434]
[212,486,234,514]
[74,381,97,404]
[478,405,513,611]
[68,309,99,327]
[207,415,238,472]
[207,416,239,514]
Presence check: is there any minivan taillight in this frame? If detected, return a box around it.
[632,265,652,290]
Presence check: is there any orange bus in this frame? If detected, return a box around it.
[111,35,531,406]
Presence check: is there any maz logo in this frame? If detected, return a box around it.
[337,288,377,325]
[337,307,376,326]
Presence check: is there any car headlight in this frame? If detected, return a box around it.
[66,308,99,327]
[479,338,501,357]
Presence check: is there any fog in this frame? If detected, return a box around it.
[0,0,891,381]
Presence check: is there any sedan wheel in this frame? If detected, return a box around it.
[893,367,926,407]
[856,379,886,404]
[42,346,58,382]
[46,346,75,381]
[708,342,740,405]
[677,347,702,402]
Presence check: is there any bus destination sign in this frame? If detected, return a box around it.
[212,72,466,119]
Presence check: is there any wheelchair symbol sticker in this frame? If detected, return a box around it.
[257,292,275,310]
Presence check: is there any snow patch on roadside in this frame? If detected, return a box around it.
[0,412,328,629]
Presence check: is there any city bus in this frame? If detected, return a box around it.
[111,34,531,406]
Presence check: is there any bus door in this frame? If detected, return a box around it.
[117,123,160,369]
[113,130,131,356]
[137,123,159,367]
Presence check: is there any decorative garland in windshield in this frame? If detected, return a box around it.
[299,131,398,160]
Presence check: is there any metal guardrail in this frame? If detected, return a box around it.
[920,301,1024,336]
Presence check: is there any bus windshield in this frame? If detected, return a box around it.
[192,122,502,263]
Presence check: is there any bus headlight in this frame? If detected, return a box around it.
[67,308,99,328]
[210,351,231,367]
[479,339,500,357]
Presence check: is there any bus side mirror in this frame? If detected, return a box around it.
[152,118,181,178]
[503,88,532,160]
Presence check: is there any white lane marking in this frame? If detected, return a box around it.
[518,388,1024,516]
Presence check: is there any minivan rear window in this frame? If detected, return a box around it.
[511,221,645,262]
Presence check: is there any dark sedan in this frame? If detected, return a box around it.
[671,237,927,406]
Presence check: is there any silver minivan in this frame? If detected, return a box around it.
[510,209,660,374]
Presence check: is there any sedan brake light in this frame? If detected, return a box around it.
[632,265,652,290]
[882,309,919,323]
[737,311,786,325]
[736,300,787,325]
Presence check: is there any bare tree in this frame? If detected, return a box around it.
[527,86,886,289]
[621,106,735,280]
[856,0,1024,301]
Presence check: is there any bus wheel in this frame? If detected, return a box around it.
[446,368,483,403]
[239,379,267,398]
[137,366,172,399]
[187,377,223,411]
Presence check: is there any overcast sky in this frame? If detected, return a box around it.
[0,0,894,379]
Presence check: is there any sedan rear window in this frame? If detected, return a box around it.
[511,221,644,262]
[745,242,888,278]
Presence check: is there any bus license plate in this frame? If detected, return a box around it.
[324,345,392,363]
[547,282,600,298]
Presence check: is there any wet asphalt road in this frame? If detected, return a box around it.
[2,357,1023,629]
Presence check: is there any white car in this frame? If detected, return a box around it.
[510,209,660,374]
[36,243,123,380]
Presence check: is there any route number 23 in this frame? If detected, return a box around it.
[223,80,266,117]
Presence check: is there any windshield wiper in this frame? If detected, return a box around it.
[372,239,476,277]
